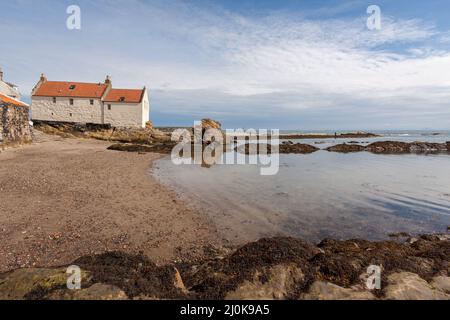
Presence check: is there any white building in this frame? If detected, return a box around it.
[0,67,21,100]
[31,75,150,128]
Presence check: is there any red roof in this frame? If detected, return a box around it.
[104,88,144,103]
[33,81,108,98]
[0,93,29,107]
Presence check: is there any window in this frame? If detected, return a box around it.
[90,99,94,105]
[107,104,111,110]
[52,97,56,103]
[69,113,72,117]
[69,85,76,90]
[70,99,74,105]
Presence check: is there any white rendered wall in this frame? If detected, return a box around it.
[31,96,102,124]
[104,102,144,128]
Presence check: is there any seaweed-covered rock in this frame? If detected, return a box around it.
[365,141,411,153]
[0,268,88,300]
[279,143,319,154]
[326,144,366,153]
[0,235,448,300]
[183,237,320,300]
[107,143,175,154]
[235,143,318,154]
[365,141,448,154]
[409,142,448,153]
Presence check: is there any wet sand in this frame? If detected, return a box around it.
[0,133,221,273]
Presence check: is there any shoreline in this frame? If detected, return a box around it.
[0,133,222,273]
[0,133,448,299]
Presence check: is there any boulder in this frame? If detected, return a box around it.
[145,121,153,130]
[300,281,376,300]
[201,119,221,130]
[383,272,449,300]
[225,263,304,300]
[430,276,450,294]
[0,268,88,300]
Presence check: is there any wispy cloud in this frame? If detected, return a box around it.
[1,0,450,129]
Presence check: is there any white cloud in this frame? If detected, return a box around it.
[1,0,450,128]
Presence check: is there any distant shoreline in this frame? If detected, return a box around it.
[278,132,380,139]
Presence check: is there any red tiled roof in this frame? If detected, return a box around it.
[33,81,108,98]
[0,93,29,107]
[104,88,144,103]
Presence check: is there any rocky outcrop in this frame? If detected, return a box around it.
[33,120,171,144]
[1,234,448,300]
[107,142,175,154]
[383,272,449,300]
[279,132,380,140]
[326,144,366,153]
[200,119,221,130]
[300,281,376,300]
[327,141,450,154]
[279,142,319,154]
[235,142,319,155]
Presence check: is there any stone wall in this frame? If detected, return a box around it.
[0,103,32,146]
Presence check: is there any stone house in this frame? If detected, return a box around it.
[0,67,21,99]
[0,93,32,146]
[31,75,150,128]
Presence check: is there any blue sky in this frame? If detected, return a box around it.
[1,0,450,129]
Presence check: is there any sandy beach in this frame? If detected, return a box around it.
[0,133,221,273]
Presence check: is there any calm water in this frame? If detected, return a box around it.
[153,131,450,243]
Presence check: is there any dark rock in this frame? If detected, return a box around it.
[1,234,449,300]
[235,143,319,155]
[365,141,448,154]
[279,143,319,154]
[326,144,365,153]
[409,142,448,153]
[107,143,175,154]
[366,141,412,153]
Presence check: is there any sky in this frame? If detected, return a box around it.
[1,0,450,130]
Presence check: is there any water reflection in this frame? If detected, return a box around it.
[154,139,450,244]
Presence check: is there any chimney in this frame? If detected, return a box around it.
[40,73,47,82]
[105,75,112,86]
[0,67,3,81]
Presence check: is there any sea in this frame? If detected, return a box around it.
[153,130,450,243]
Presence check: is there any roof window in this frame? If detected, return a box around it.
[69,85,76,90]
